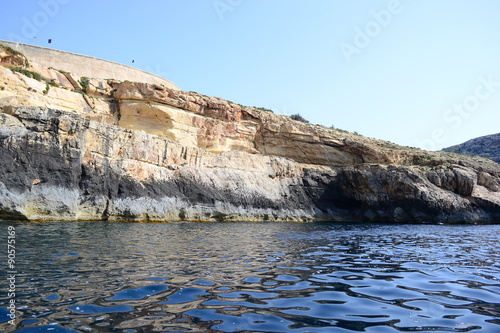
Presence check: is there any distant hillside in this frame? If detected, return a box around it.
[443,133,500,164]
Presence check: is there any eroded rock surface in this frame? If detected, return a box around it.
[1,44,499,222]
[443,132,500,164]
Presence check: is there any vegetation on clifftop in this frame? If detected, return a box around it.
[0,44,23,57]
[0,44,30,67]
[1,48,497,174]
[290,113,310,123]
[9,67,44,81]
[8,67,58,94]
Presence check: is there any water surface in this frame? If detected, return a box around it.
[0,222,499,332]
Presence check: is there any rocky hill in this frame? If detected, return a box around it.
[1,43,499,223]
[443,133,500,164]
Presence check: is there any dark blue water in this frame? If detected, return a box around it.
[0,222,499,332]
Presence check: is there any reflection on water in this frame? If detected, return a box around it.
[0,222,499,332]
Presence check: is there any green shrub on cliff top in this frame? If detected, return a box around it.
[290,113,309,123]
[2,45,30,67]
[9,68,59,94]
[9,67,44,81]
[79,77,90,92]
[254,106,274,113]
[1,44,24,57]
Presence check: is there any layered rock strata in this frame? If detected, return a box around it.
[1,44,499,222]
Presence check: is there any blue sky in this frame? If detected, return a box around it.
[1,0,499,150]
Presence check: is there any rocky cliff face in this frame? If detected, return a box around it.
[443,133,500,164]
[1,44,499,223]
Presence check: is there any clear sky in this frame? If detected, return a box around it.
[1,0,499,150]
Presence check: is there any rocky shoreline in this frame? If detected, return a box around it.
[1,44,499,223]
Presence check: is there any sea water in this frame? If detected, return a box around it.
[0,221,499,332]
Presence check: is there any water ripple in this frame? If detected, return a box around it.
[0,222,498,332]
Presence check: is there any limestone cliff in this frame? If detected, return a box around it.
[1,44,499,222]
